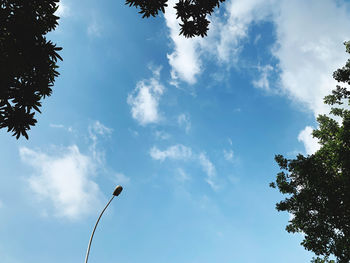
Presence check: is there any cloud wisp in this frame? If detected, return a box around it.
[198,152,218,190]
[150,144,193,162]
[150,144,219,190]
[128,67,165,125]
[177,113,191,134]
[252,64,274,91]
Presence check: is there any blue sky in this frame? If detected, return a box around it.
[1,0,350,262]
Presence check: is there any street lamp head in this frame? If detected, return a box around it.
[113,185,123,196]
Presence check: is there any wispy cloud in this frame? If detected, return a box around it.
[150,144,219,190]
[209,0,272,63]
[89,121,113,163]
[113,173,130,185]
[50,124,64,129]
[223,149,234,162]
[154,130,171,140]
[87,19,102,37]
[252,64,274,91]
[199,153,218,190]
[50,123,74,133]
[89,121,113,136]
[150,144,192,162]
[177,113,191,133]
[176,168,190,183]
[127,67,165,125]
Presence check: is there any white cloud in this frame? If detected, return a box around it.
[127,67,165,125]
[164,0,350,118]
[114,173,130,185]
[177,113,191,133]
[252,64,274,91]
[163,0,271,84]
[20,146,103,220]
[298,126,321,155]
[210,0,350,156]
[164,0,202,84]
[209,0,272,63]
[272,0,350,117]
[199,153,218,190]
[19,121,117,220]
[150,144,192,161]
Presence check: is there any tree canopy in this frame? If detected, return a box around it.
[270,41,350,263]
[0,0,62,139]
[125,0,226,38]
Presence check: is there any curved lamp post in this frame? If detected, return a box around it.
[84,185,123,263]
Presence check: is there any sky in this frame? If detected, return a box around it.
[1,0,350,262]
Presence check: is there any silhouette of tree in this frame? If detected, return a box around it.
[311,257,335,263]
[0,0,62,139]
[270,42,350,263]
[125,0,226,37]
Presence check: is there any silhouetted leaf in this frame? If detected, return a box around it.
[0,0,62,139]
[125,0,226,38]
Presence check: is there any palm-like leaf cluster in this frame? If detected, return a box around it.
[125,0,226,38]
[0,0,62,139]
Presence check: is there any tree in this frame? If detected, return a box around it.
[270,41,350,263]
[0,0,62,139]
[311,257,335,263]
[125,0,226,38]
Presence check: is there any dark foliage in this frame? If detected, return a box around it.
[125,0,226,37]
[0,0,62,139]
[270,42,350,263]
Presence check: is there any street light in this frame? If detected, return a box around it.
[84,185,123,263]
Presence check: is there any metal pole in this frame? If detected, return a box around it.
[84,185,123,263]
[84,195,115,263]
